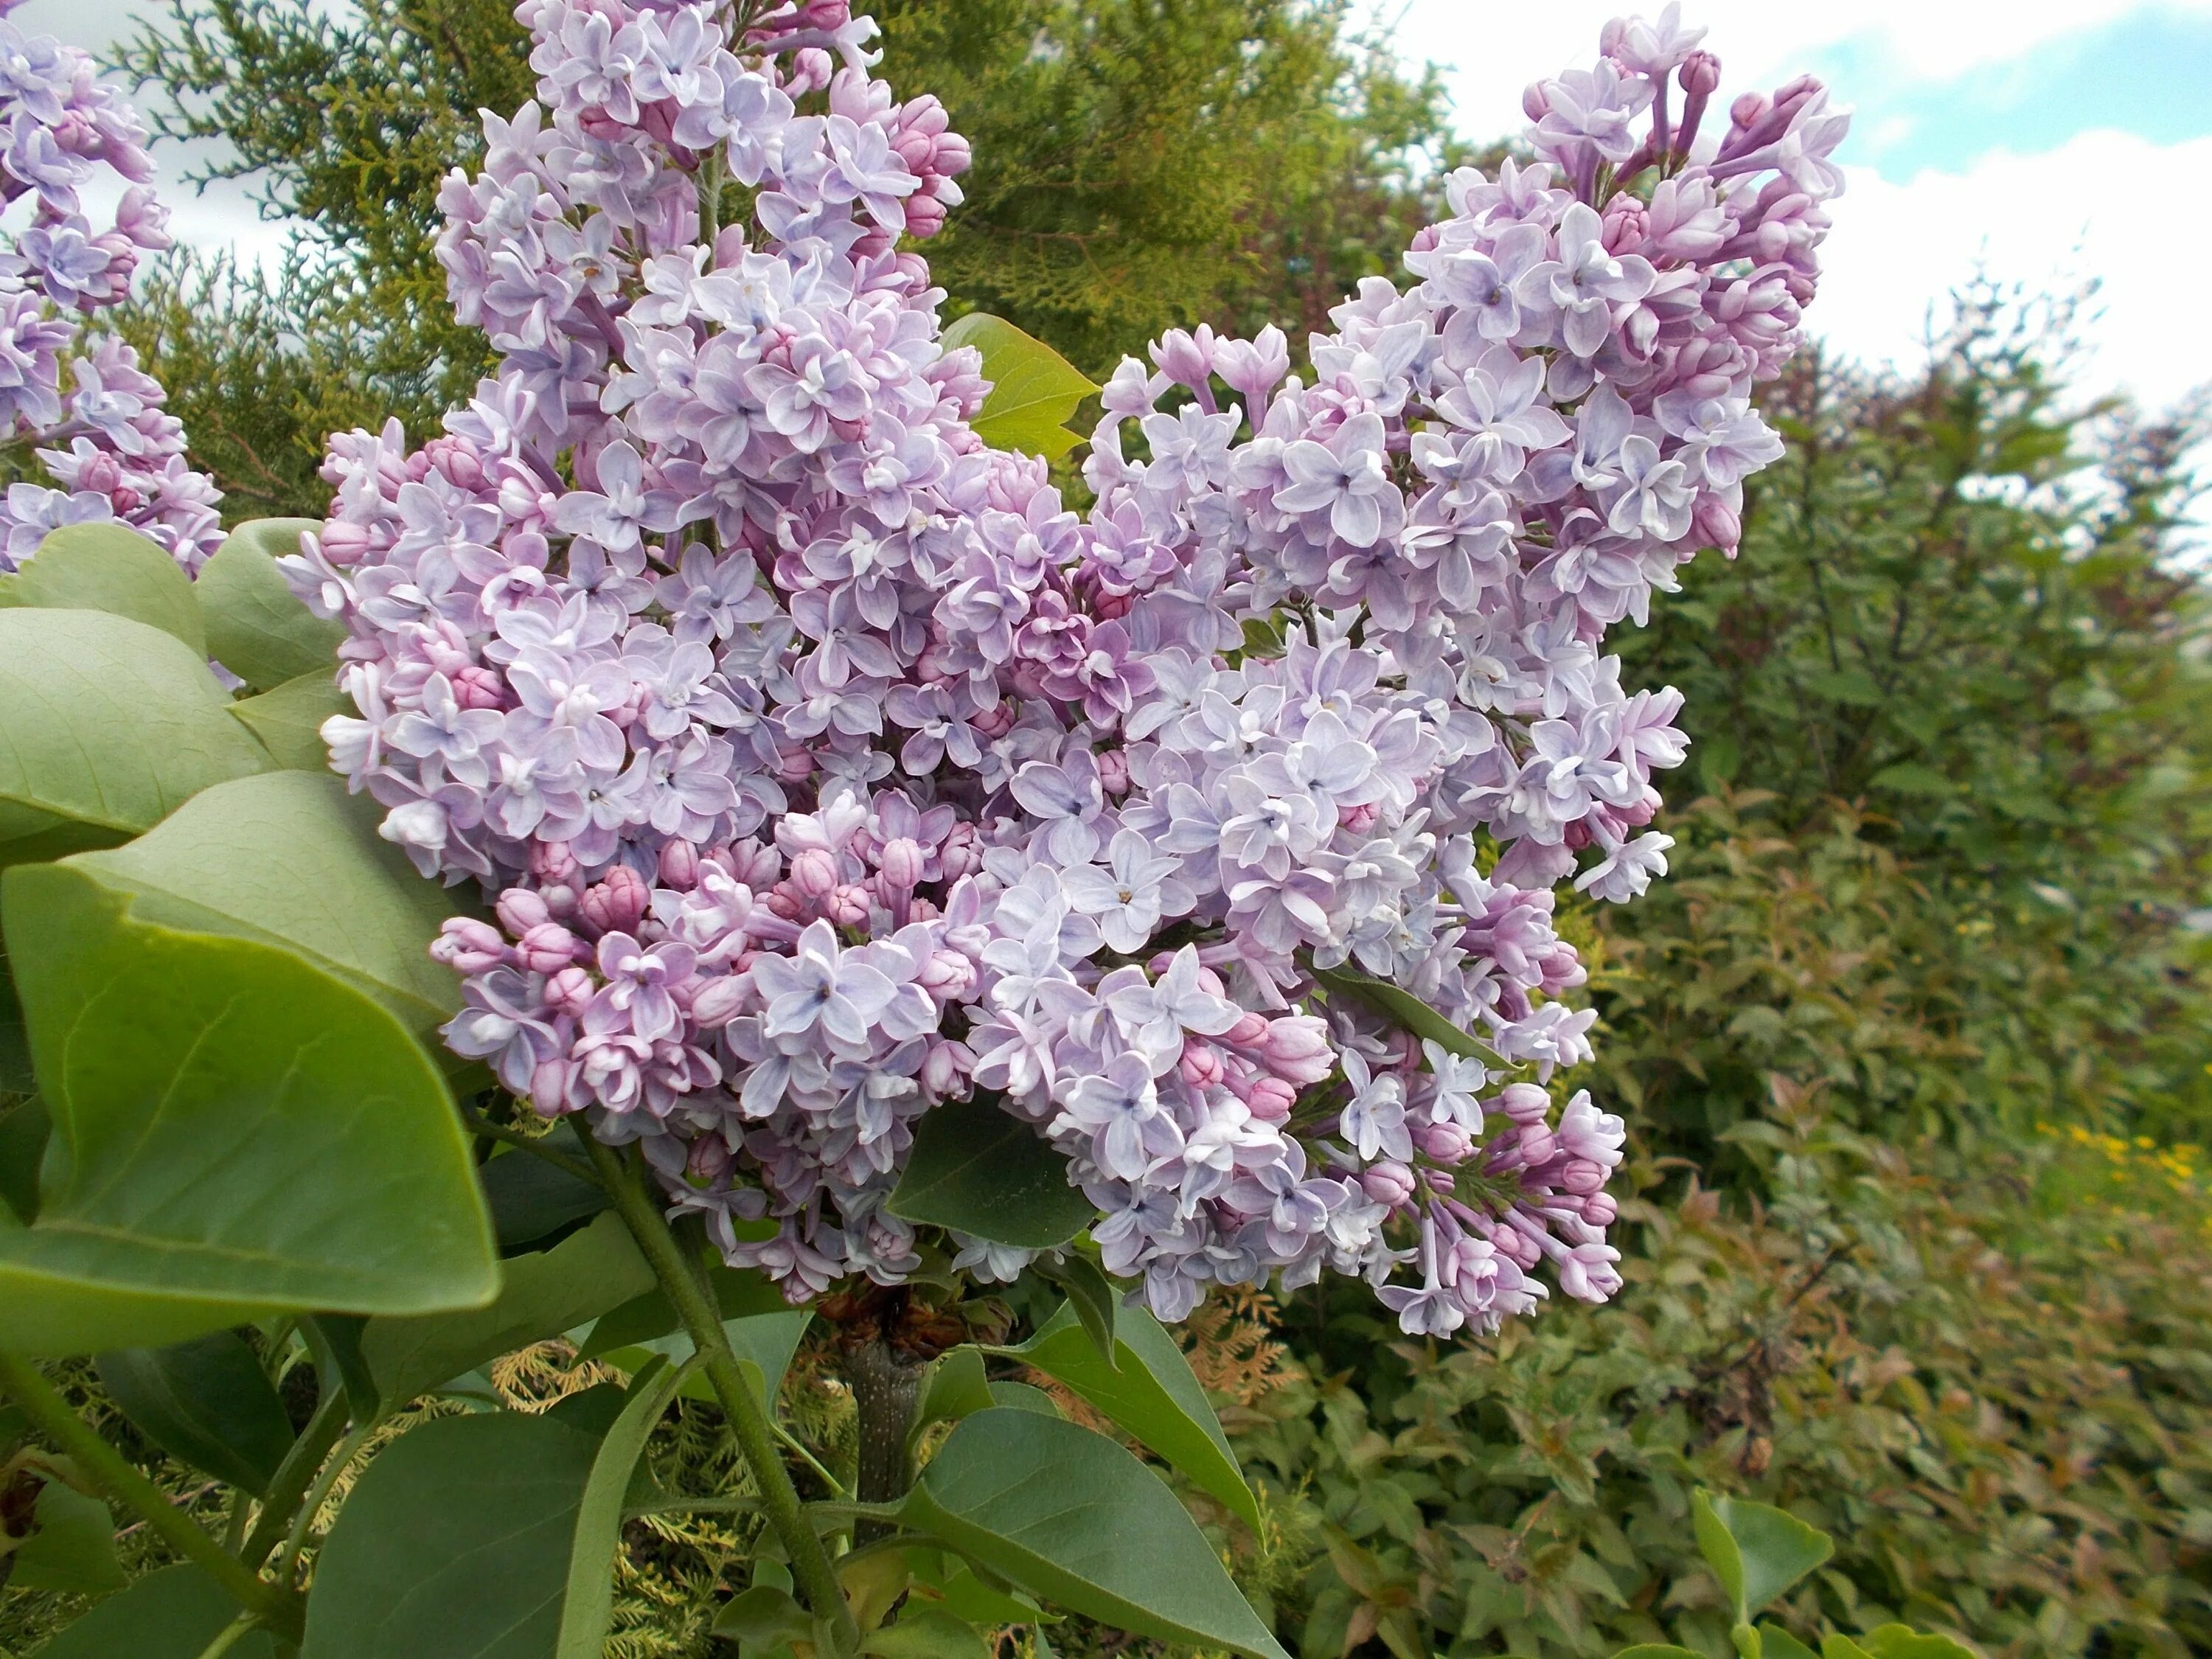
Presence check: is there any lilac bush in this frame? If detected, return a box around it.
[289,0,1846,1334]
[0,0,222,572]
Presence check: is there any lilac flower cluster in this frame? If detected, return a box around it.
[0,0,221,573]
[293,0,1843,1334]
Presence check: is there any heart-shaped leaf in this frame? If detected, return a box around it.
[1693,1490,1834,1621]
[888,1095,1093,1248]
[1006,1301,1257,1528]
[194,519,342,690]
[95,1332,296,1496]
[0,866,497,1354]
[0,610,270,867]
[0,524,203,656]
[897,1408,1286,1659]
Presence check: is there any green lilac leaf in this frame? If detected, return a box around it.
[0,610,271,868]
[1309,964,1483,1061]
[194,519,342,690]
[479,1129,610,1251]
[912,1348,995,1436]
[7,1483,125,1593]
[95,1331,296,1496]
[887,1094,1094,1248]
[1759,1625,1823,1659]
[577,1258,788,1358]
[1035,1255,1119,1368]
[52,771,471,1046]
[942,313,1094,459]
[594,1307,812,1408]
[0,866,496,1354]
[0,524,204,657]
[1854,1626,1979,1659]
[300,1411,603,1659]
[897,1408,1287,1659]
[1008,1300,1258,1528]
[554,1356,689,1659]
[361,1212,654,1408]
[0,1096,49,1225]
[863,1607,996,1659]
[227,672,349,771]
[26,1562,277,1658]
[1693,1490,1833,1620]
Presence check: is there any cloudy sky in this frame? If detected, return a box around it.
[22,0,2212,422]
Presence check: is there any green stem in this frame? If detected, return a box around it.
[274,1422,375,1587]
[584,1136,858,1655]
[776,1421,847,1499]
[240,1386,348,1571]
[0,1354,302,1641]
[459,1107,603,1186]
[194,1612,263,1659]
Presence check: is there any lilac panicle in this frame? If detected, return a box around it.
[309,0,1844,1334]
[0,0,221,572]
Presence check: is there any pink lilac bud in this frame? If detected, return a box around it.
[432,917,507,974]
[1096,748,1130,795]
[498,888,553,936]
[1246,1075,1297,1122]
[516,922,583,974]
[1259,1016,1337,1085]
[578,866,649,936]
[543,966,594,1018]
[827,884,872,926]
[1582,1192,1618,1227]
[878,836,926,889]
[1416,1119,1474,1161]
[1178,1038,1225,1087]
[689,975,750,1028]
[1495,1082,1552,1125]
[1559,1156,1608,1196]
[685,1134,735,1188]
[530,841,581,886]
[922,1037,974,1098]
[1360,1162,1418,1208]
[789,846,838,897]
[658,839,701,889]
[1224,1010,1272,1048]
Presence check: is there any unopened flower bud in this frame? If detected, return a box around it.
[530,840,580,886]
[689,975,749,1028]
[922,1037,974,1098]
[1360,1161,1417,1208]
[529,1056,580,1116]
[790,846,838,897]
[577,865,648,936]
[543,965,594,1018]
[1224,1011,1272,1048]
[1259,1015,1336,1085]
[1581,1192,1618,1227]
[658,839,700,890]
[1246,1076,1297,1122]
[1495,1082,1551,1124]
[1416,1119,1473,1162]
[1096,748,1130,795]
[431,917,507,974]
[1559,1155,1608,1196]
[684,1134,734,1189]
[516,922,582,974]
[498,888,553,936]
[878,836,926,889]
[1179,1038,1225,1087]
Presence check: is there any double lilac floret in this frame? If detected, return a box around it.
[302,0,1844,1335]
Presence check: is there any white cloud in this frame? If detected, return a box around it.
[1377,0,2209,133]
[1815,130,2211,411]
